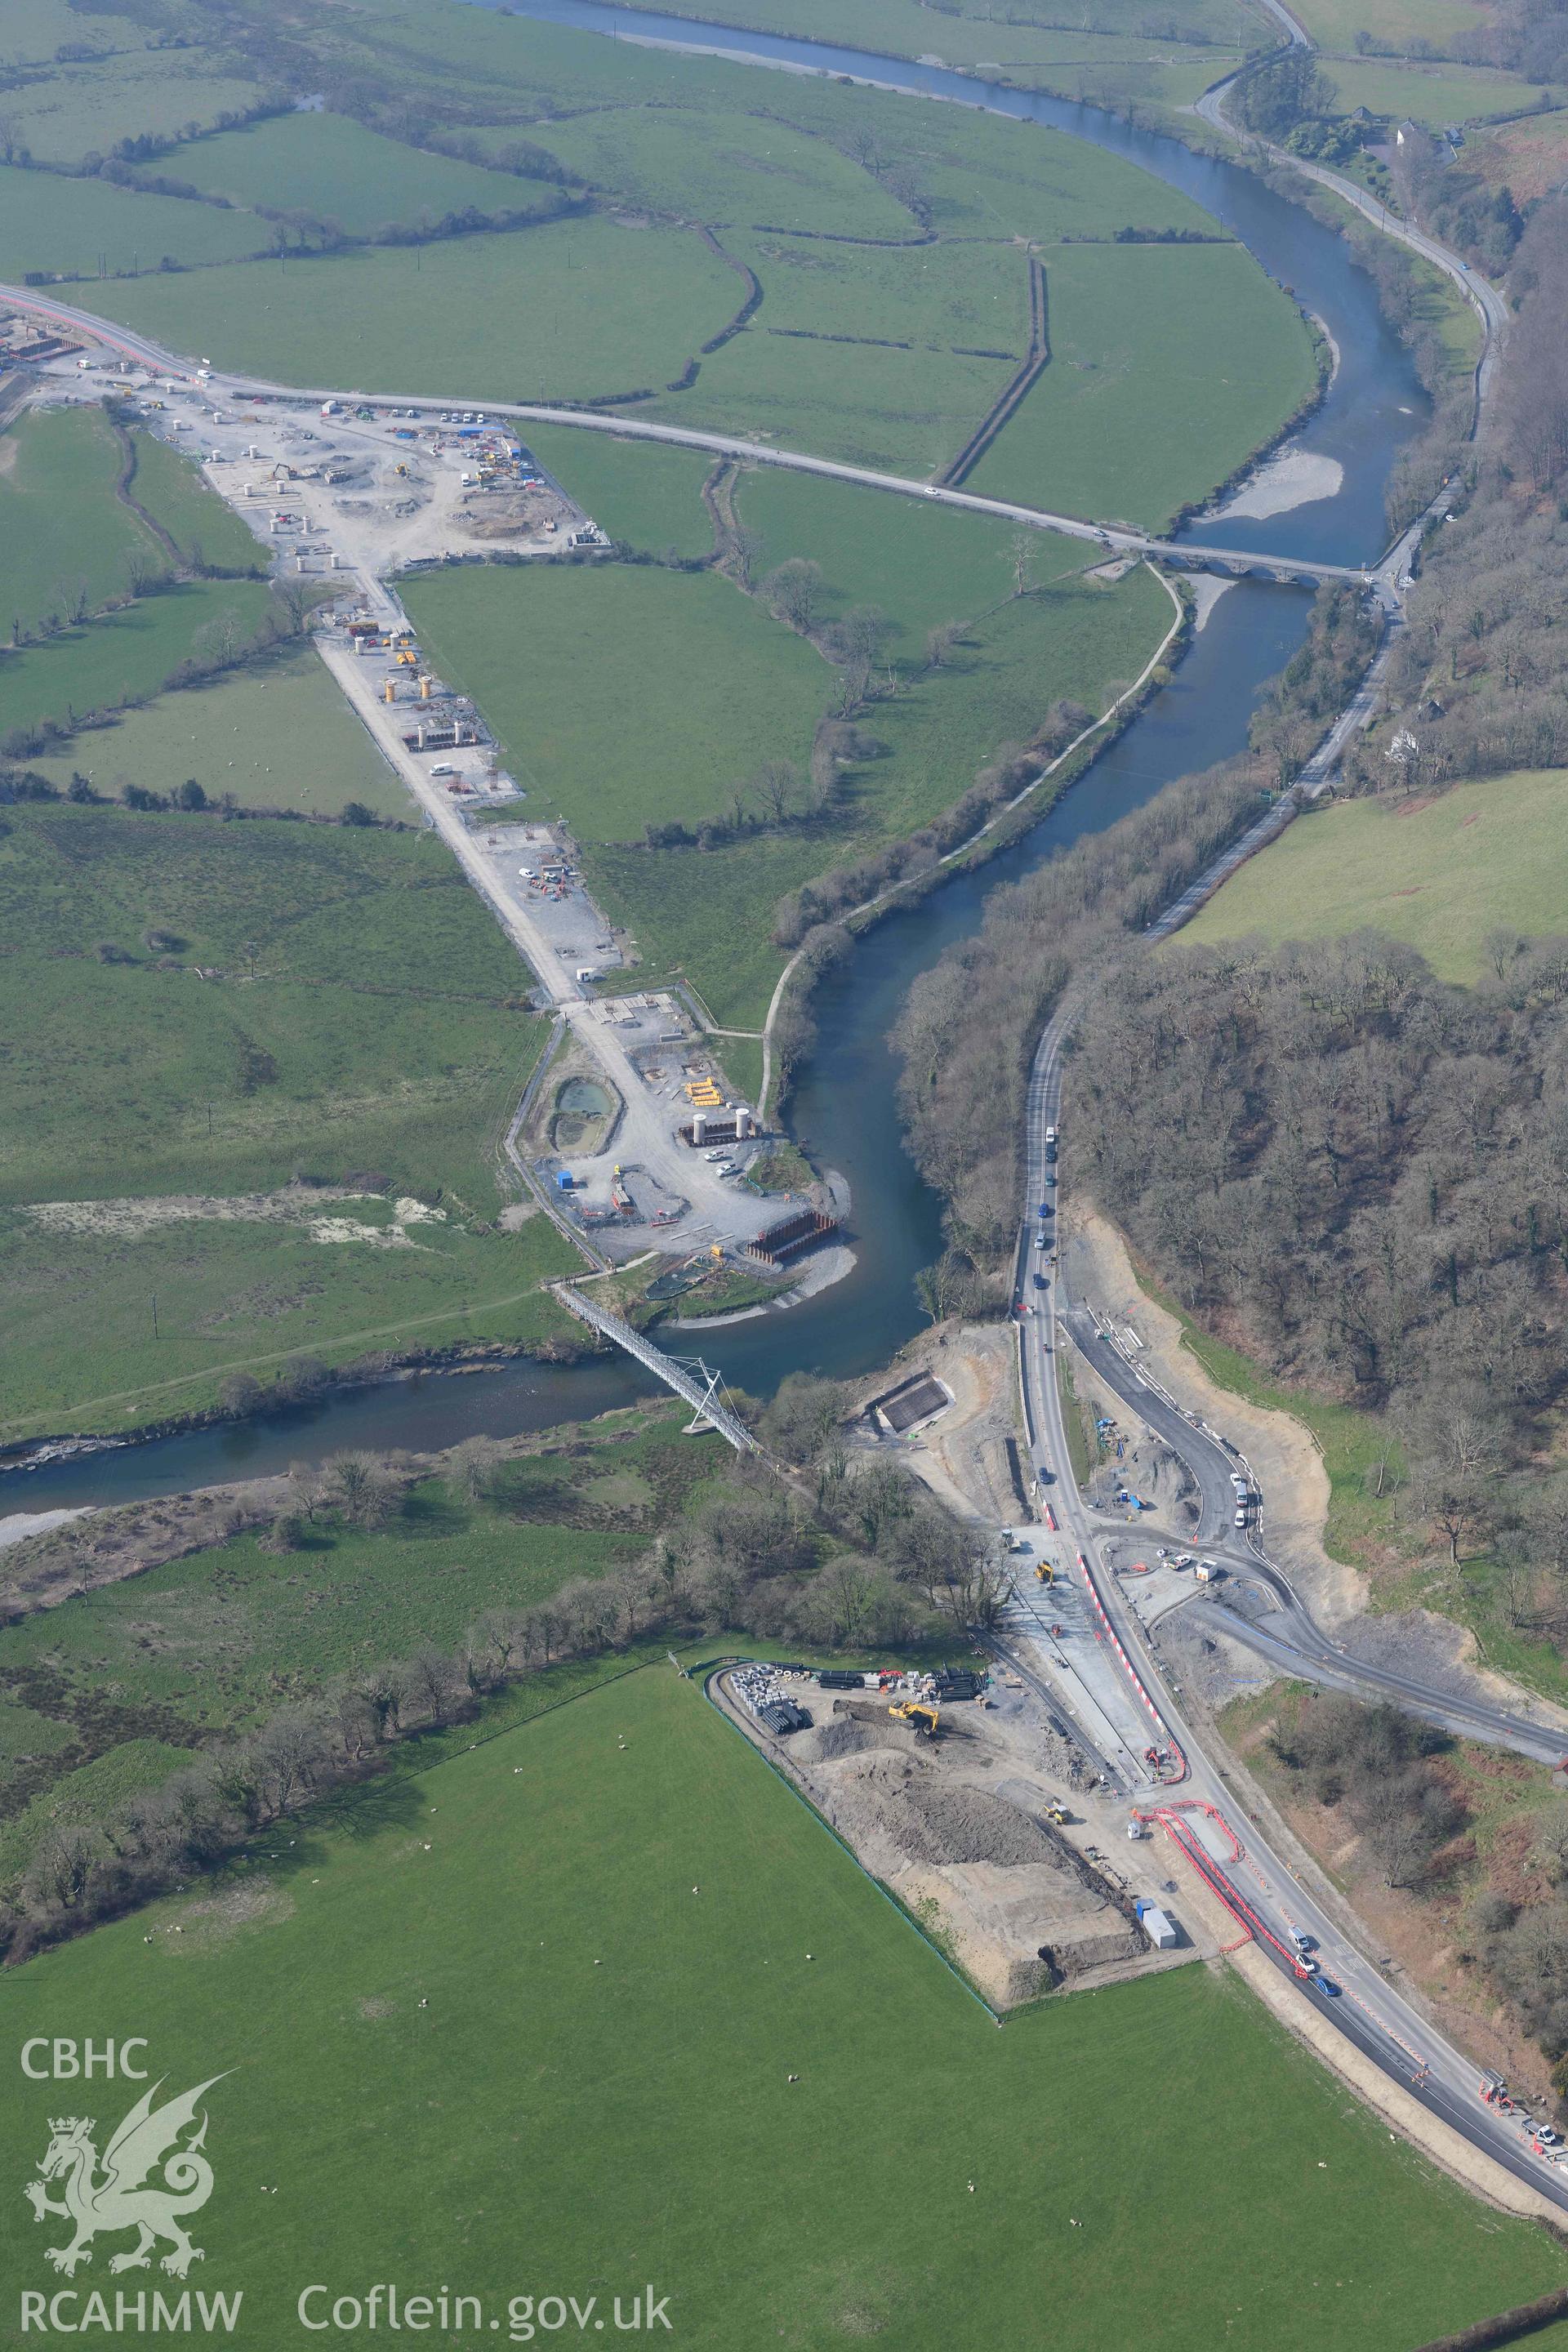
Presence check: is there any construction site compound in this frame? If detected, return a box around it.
[23,339,850,1310]
[715,1659,1205,2010]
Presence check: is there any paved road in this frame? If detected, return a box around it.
[0,281,1374,591]
[1014,1017,1568,2213]
[1194,30,1506,421]
[1061,1305,1568,1768]
[1147,539,1418,935]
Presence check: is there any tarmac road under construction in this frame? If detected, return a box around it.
[1000,1004,1568,2216]
[1060,1304,1568,1773]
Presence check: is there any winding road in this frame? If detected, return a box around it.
[1011,1000,1568,2215]
[1062,1305,1568,1770]
[1195,1,1507,417]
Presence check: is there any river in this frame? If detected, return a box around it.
[0,11,1428,1515]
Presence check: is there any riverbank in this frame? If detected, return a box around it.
[0,7,1432,1517]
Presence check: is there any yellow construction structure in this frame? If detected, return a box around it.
[889,1701,940,1737]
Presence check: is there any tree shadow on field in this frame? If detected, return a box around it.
[395,1486,470,1542]
[289,1762,430,1846]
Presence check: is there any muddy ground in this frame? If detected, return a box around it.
[849,1321,1022,1528]
[716,1669,1205,2008]
[1067,1204,1356,1623]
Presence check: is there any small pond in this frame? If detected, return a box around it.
[552,1073,614,1150]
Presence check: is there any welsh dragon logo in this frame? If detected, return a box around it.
[24,2076,227,2279]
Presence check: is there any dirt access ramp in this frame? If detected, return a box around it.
[849,1321,1024,1527]
[1069,1205,1568,1746]
[1066,1203,1357,1626]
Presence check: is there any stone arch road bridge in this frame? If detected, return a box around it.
[0,283,1403,604]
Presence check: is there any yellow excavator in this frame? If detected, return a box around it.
[1035,1561,1055,1584]
[889,1700,940,1738]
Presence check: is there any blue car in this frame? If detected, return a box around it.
[1313,1976,1341,1998]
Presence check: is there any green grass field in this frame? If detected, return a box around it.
[1,51,262,167]
[1289,0,1486,48]
[737,465,1097,658]
[124,430,267,572]
[7,0,172,60]
[660,331,1013,480]
[969,243,1318,529]
[405,561,830,845]
[367,0,1254,166]
[0,801,549,1208]
[514,104,915,238]
[51,7,1307,510]
[0,793,585,1437]
[1179,772,1568,982]
[0,577,276,745]
[0,1196,577,1442]
[80,216,743,407]
[165,111,565,237]
[22,647,412,818]
[1319,56,1560,124]
[559,550,1167,1025]
[0,1419,700,1734]
[0,158,265,282]
[0,406,264,654]
[0,1392,750,1891]
[522,426,717,560]
[4,1660,1566,2348]
[705,231,1034,350]
[593,0,1254,106]
[0,1410,721,1872]
[0,407,158,639]
[404,514,1166,1024]
[648,233,1027,477]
